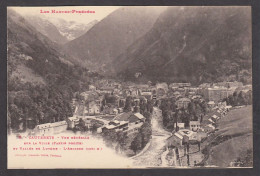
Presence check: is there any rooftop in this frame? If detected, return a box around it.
[134,113,145,120]
[176,97,191,102]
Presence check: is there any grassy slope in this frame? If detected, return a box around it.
[206,105,253,167]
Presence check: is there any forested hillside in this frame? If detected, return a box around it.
[113,7,251,85]
[7,9,101,131]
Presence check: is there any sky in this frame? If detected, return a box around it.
[9,6,120,24]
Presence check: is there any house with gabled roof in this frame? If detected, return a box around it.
[102,120,129,133]
[167,133,183,147]
[112,112,146,134]
[204,124,215,133]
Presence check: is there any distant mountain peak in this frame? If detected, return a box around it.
[22,15,69,45]
[47,18,99,41]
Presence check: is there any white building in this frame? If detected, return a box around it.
[34,121,67,135]
[189,121,201,132]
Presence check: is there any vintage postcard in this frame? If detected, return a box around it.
[7,6,252,169]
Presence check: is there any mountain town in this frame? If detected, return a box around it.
[7,6,252,168]
[10,79,253,167]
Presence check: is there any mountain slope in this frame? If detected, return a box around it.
[7,9,101,131]
[24,15,69,45]
[63,6,166,71]
[7,9,64,86]
[7,9,97,88]
[113,7,252,84]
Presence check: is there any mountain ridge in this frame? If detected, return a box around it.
[47,18,98,41]
[23,15,69,45]
[111,7,252,85]
[63,6,167,71]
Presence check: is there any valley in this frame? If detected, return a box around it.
[7,6,253,168]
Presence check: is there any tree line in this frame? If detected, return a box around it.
[100,99,153,156]
[223,90,252,106]
[8,61,101,132]
[158,98,207,131]
[130,112,152,154]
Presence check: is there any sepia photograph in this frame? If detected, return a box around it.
[6,6,253,169]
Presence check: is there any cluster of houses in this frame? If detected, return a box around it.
[74,80,249,118]
[31,80,249,138]
[198,81,251,102]
[167,101,232,151]
[102,112,146,134]
[164,100,235,166]
[32,111,146,136]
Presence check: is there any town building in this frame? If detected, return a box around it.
[211,115,220,122]
[102,120,129,133]
[167,129,198,147]
[98,86,115,95]
[189,121,201,131]
[112,112,146,134]
[176,97,191,109]
[208,118,215,124]
[178,129,198,141]
[141,91,153,99]
[156,83,168,97]
[203,124,215,133]
[67,116,79,129]
[33,121,67,135]
[173,91,181,98]
[169,83,191,89]
[174,122,185,130]
[213,81,243,88]
[191,95,202,100]
[134,98,140,106]
[199,86,236,103]
[167,133,184,147]
[207,101,215,109]
[85,101,101,115]
[89,85,96,91]
[118,98,126,107]
[113,108,119,115]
